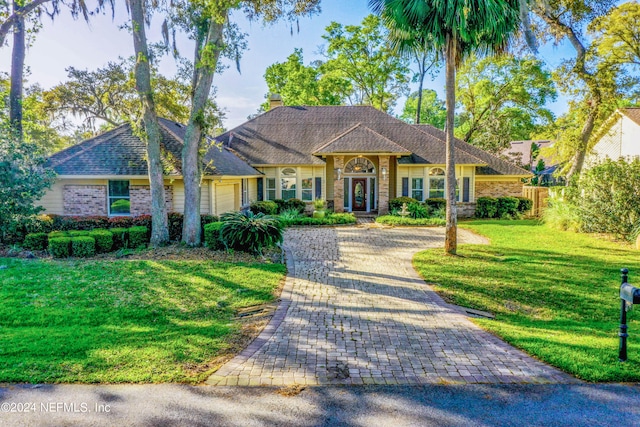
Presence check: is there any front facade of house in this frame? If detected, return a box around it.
[587,107,640,166]
[40,106,530,218]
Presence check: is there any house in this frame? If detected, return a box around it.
[40,118,261,217]
[39,104,530,218]
[587,107,640,166]
[503,140,562,186]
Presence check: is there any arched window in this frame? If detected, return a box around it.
[344,157,376,174]
[428,168,445,199]
[281,168,297,200]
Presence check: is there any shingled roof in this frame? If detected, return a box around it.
[412,124,531,176]
[621,107,640,126]
[47,119,260,177]
[215,106,490,166]
[313,123,411,155]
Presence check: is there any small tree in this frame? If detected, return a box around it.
[0,125,55,242]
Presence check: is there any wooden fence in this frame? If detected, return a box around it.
[522,186,549,217]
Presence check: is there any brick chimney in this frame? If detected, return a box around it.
[268,93,283,110]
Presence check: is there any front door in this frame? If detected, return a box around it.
[352,178,367,211]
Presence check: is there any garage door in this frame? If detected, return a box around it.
[216,184,236,215]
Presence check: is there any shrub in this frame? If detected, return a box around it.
[329,213,357,224]
[107,216,135,229]
[424,198,446,211]
[68,230,90,237]
[128,226,149,249]
[110,228,129,249]
[285,198,306,214]
[71,236,96,258]
[278,208,302,225]
[48,231,68,239]
[389,197,419,212]
[23,233,48,251]
[67,216,110,231]
[496,197,520,218]
[200,214,219,239]
[273,199,287,214]
[168,212,184,241]
[376,216,446,226]
[313,199,325,210]
[250,201,278,215]
[130,215,152,228]
[279,213,357,226]
[543,198,581,232]
[25,214,55,234]
[220,211,283,255]
[574,158,640,239]
[476,197,498,218]
[408,202,429,219]
[48,237,71,258]
[89,229,113,253]
[516,197,534,214]
[204,222,225,250]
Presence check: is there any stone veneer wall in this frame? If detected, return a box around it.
[130,185,174,216]
[63,185,107,216]
[378,155,390,215]
[333,156,345,213]
[475,181,524,199]
[456,202,476,218]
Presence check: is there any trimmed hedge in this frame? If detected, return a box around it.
[204,222,225,250]
[48,231,67,239]
[476,197,498,218]
[23,233,48,251]
[273,199,287,214]
[424,198,446,211]
[250,201,278,215]
[516,197,533,213]
[49,237,71,258]
[110,228,129,249]
[128,226,148,249]
[497,196,520,218]
[68,230,90,237]
[168,212,184,241]
[285,198,306,214]
[89,229,113,253]
[389,197,419,212]
[71,236,95,258]
[201,214,220,239]
[280,213,357,226]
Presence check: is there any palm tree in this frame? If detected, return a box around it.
[370,0,521,254]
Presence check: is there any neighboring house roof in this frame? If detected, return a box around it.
[591,107,640,145]
[621,107,640,126]
[47,119,261,177]
[215,106,505,168]
[502,140,557,174]
[412,124,532,176]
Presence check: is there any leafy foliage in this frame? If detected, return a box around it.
[22,232,48,251]
[48,237,71,258]
[71,236,96,258]
[89,229,113,253]
[389,196,419,211]
[476,197,499,218]
[0,124,56,243]
[109,228,129,250]
[376,216,445,226]
[400,90,446,128]
[203,222,225,250]
[279,213,356,226]
[128,226,149,249]
[250,201,278,215]
[220,211,283,255]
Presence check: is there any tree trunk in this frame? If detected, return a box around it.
[182,17,226,246]
[415,53,426,124]
[9,1,25,141]
[566,98,599,182]
[129,0,169,246]
[444,34,458,255]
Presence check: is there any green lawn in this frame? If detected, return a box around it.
[413,220,640,382]
[0,257,285,383]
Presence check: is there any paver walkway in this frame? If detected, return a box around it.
[208,226,575,386]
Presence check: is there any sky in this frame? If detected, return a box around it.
[0,0,574,130]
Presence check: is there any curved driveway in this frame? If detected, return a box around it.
[208,226,575,386]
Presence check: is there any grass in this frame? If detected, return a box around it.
[413,219,640,382]
[0,257,286,383]
[376,215,446,226]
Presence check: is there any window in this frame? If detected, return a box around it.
[281,168,296,200]
[411,178,424,201]
[315,177,322,200]
[241,179,249,206]
[257,178,264,201]
[428,168,445,199]
[402,177,409,197]
[266,178,276,200]
[302,178,313,201]
[108,180,130,215]
[344,157,375,174]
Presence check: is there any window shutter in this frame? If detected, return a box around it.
[315,177,322,199]
[257,178,263,201]
[402,178,409,197]
[463,177,470,202]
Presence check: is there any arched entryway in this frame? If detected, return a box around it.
[343,157,377,212]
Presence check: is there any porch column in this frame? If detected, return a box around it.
[333,155,345,213]
[378,155,390,215]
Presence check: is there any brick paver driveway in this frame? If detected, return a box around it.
[208,226,575,386]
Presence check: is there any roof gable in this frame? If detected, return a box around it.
[621,108,640,127]
[313,123,411,155]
